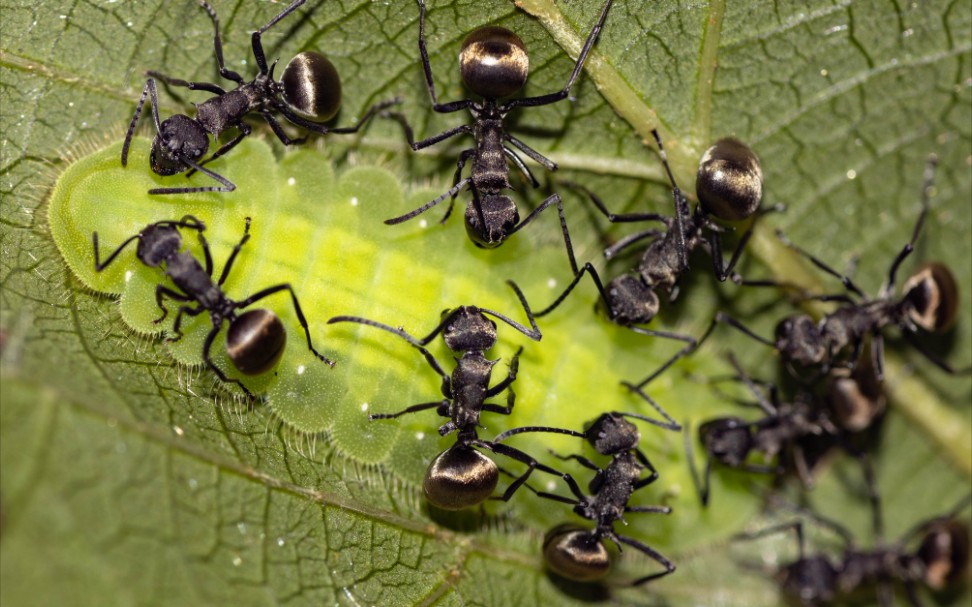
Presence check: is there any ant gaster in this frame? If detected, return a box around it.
[382,0,614,273]
[535,133,767,405]
[495,412,676,584]
[328,282,563,510]
[122,0,398,195]
[737,495,971,606]
[93,215,333,397]
[630,154,969,393]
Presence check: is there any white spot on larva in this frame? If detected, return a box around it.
[276,537,285,547]
[350,196,359,206]
[232,555,243,567]
[237,521,247,535]
[360,402,369,412]
[188,478,198,490]
[819,69,828,77]
[547,278,557,289]
[415,431,425,440]
[172,425,184,437]
[297,364,306,375]
[287,177,296,186]
[124,270,133,282]
[846,170,857,180]
[545,480,557,491]
[419,219,428,229]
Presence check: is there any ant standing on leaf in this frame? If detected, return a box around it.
[629,154,970,394]
[533,132,770,407]
[92,215,333,398]
[328,282,566,511]
[382,0,614,274]
[123,0,399,194]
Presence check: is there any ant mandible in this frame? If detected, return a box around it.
[328,281,563,510]
[93,215,333,397]
[383,0,614,273]
[122,0,399,194]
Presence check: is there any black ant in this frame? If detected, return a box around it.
[737,494,971,606]
[328,282,565,510]
[381,0,614,273]
[92,215,333,397]
[494,412,676,585]
[687,353,886,508]
[630,154,969,393]
[122,0,399,195]
[534,133,767,403]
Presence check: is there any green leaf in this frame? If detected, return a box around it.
[2,1,970,606]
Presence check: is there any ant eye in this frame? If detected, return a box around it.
[281,52,342,122]
[459,26,529,99]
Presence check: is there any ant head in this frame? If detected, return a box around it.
[777,555,838,604]
[916,519,970,592]
[423,444,498,510]
[280,52,342,122]
[775,315,826,367]
[135,223,184,267]
[150,115,210,176]
[695,138,763,221]
[226,309,286,375]
[441,307,498,352]
[459,26,529,99]
[902,262,959,333]
[465,194,518,248]
[827,365,886,433]
[543,523,612,582]
[698,417,753,466]
[601,275,659,325]
[584,413,639,456]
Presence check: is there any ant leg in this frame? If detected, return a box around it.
[629,311,774,391]
[505,135,557,172]
[122,78,163,167]
[92,232,142,272]
[535,262,607,318]
[482,440,586,502]
[369,400,443,421]
[149,157,236,195]
[192,123,251,174]
[201,324,253,398]
[727,352,778,416]
[414,0,475,113]
[548,451,602,473]
[561,179,669,224]
[884,155,936,297]
[380,112,473,151]
[153,285,192,325]
[710,203,786,282]
[168,304,206,342]
[617,534,676,585]
[733,520,807,560]
[262,111,306,146]
[249,0,306,75]
[326,316,451,382]
[632,448,660,488]
[620,381,681,430]
[900,330,972,375]
[491,425,584,444]
[871,332,885,381]
[235,283,335,367]
[856,452,884,541]
[603,228,665,259]
[439,149,475,225]
[502,0,613,109]
[481,386,515,416]
[479,280,542,341]
[385,177,471,225]
[503,147,539,188]
[508,193,580,274]
[776,229,868,299]
[485,347,522,397]
[684,425,714,506]
[145,69,226,95]
[196,0,245,83]
[649,129,691,269]
[216,217,252,286]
